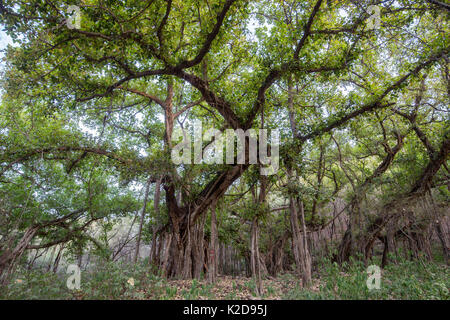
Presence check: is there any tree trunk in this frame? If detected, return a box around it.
[435,221,449,265]
[289,197,312,286]
[52,244,65,273]
[381,236,389,268]
[250,217,262,296]
[134,177,153,263]
[208,200,218,283]
[150,177,162,265]
[193,214,206,278]
[298,199,312,285]
[290,197,303,276]
[161,233,173,277]
[0,226,38,285]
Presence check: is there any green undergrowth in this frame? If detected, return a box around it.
[282,254,449,300]
[1,253,448,300]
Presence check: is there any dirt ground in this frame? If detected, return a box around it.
[164,275,322,300]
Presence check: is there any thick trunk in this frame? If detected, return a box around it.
[161,233,173,277]
[193,214,207,278]
[162,161,247,278]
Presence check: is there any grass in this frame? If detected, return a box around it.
[1,252,448,300]
[282,254,449,300]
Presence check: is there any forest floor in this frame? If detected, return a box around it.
[1,254,449,300]
[161,275,316,300]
